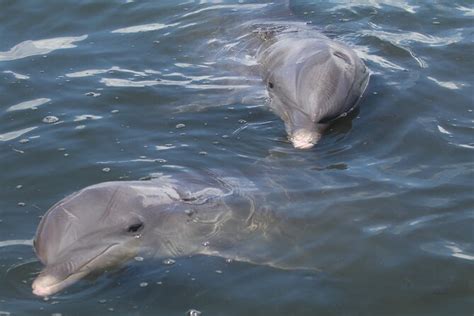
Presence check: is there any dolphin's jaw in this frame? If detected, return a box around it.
[32,242,136,297]
[32,269,89,297]
[289,129,321,149]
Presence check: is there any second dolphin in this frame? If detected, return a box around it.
[257,27,369,149]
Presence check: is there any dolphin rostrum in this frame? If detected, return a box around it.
[257,27,369,149]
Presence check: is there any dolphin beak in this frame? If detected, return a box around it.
[292,140,315,150]
[32,243,123,297]
[32,270,89,297]
[290,129,321,149]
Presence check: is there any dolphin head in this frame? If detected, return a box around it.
[32,182,150,296]
[258,36,369,149]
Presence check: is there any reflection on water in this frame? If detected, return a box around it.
[0,0,473,315]
[0,35,88,61]
[327,0,420,14]
[6,98,51,112]
[421,240,474,261]
[3,70,30,80]
[0,239,33,248]
[0,126,38,142]
[111,22,180,34]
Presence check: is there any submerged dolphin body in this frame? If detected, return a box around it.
[32,173,310,297]
[257,28,369,149]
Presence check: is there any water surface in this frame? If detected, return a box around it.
[0,0,473,315]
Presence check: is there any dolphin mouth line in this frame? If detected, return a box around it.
[33,242,120,296]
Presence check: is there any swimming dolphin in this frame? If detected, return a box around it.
[32,173,312,297]
[257,28,369,149]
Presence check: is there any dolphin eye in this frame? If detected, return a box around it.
[127,222,144,233]
[268,82,274,89]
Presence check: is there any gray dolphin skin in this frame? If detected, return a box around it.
[32,173,310,297]
[257,29,369,149]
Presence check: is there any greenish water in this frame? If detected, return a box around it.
[0,1,473,315]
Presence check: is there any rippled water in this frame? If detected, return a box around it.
[1,1,473,315]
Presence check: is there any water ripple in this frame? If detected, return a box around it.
[456,5,474,16]
[181,3,271,18]
[355,45,405,71]
[73,114,103,122]
[0,126,37,142]
[66,66,155,78]
[0,35,87,61]
[361,29,462,47]
[328,0,419,14]
[3,70,30,80]
[99,76,253,90]
[112,22,180,34]
[0,239,33,248]
[421,241,474,261]
[427,76,463,90]
[6,98,51,112]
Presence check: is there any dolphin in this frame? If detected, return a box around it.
[257,27,369,149]
[32,172,313,297]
